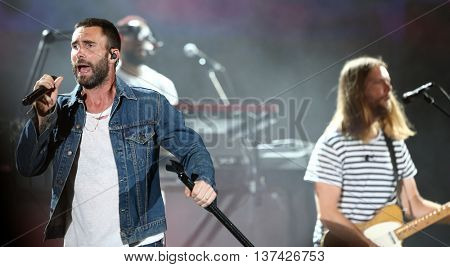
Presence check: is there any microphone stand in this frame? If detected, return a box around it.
[208,69,230,105]
[421,85,450,118]
[193,53,231,106]
[24,29,72,102]
[166,160,254,247]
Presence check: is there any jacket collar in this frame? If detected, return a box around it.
[66,76,137,108]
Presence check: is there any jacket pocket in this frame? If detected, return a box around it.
[124,127,156,217]
[124,127,155,171]
[125,129,154,145]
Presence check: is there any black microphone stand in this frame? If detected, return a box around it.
[420,84,450,118]
[187,48,235,105]
[24,29,72,104]
[166,160,254,247]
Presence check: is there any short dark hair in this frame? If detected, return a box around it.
[75,18,121,51]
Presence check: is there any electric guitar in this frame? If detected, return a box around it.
[321,202,450,247]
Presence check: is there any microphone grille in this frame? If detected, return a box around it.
[183,43,198,58]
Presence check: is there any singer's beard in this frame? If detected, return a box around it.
[369,98,391,121]
[72,54,109,89]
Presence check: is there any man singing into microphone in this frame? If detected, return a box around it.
[304,56,450,246]
[16,18,216,247]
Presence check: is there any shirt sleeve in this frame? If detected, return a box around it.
[396,140,417,179]
[155,94,215,190]
[304,136,343,187]
[16,105,58,177]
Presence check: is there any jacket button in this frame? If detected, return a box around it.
[67,150,73,156]
[75,124,81,129]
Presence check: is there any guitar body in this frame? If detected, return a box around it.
[321,202,450,247]
[363,221,403,246]
[321,205,404,247]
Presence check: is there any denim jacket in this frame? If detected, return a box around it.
[16,77,215,244]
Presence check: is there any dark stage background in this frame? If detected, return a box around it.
[1,0,449,247]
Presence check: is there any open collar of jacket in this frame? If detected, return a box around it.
[64,76,138,109]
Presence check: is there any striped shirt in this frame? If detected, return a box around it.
[304,129,417,246]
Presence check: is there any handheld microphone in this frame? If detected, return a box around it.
[22,75,58,106]
[402,82,433,103]
[183,43,224,71]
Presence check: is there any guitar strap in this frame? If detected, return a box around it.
[384,132,410,215]
[383,132,412,223]
[384,133,398,183]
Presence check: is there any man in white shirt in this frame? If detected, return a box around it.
[17,18,216,247]
[116,15,178,105]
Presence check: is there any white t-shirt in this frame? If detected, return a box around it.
[64,105,163,246]
[117,63,179,105]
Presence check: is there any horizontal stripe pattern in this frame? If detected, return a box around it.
[304,129,417,246]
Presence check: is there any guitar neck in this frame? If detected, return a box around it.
[394,203,450,241]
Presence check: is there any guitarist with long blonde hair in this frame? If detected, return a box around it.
[304,56,450,246]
